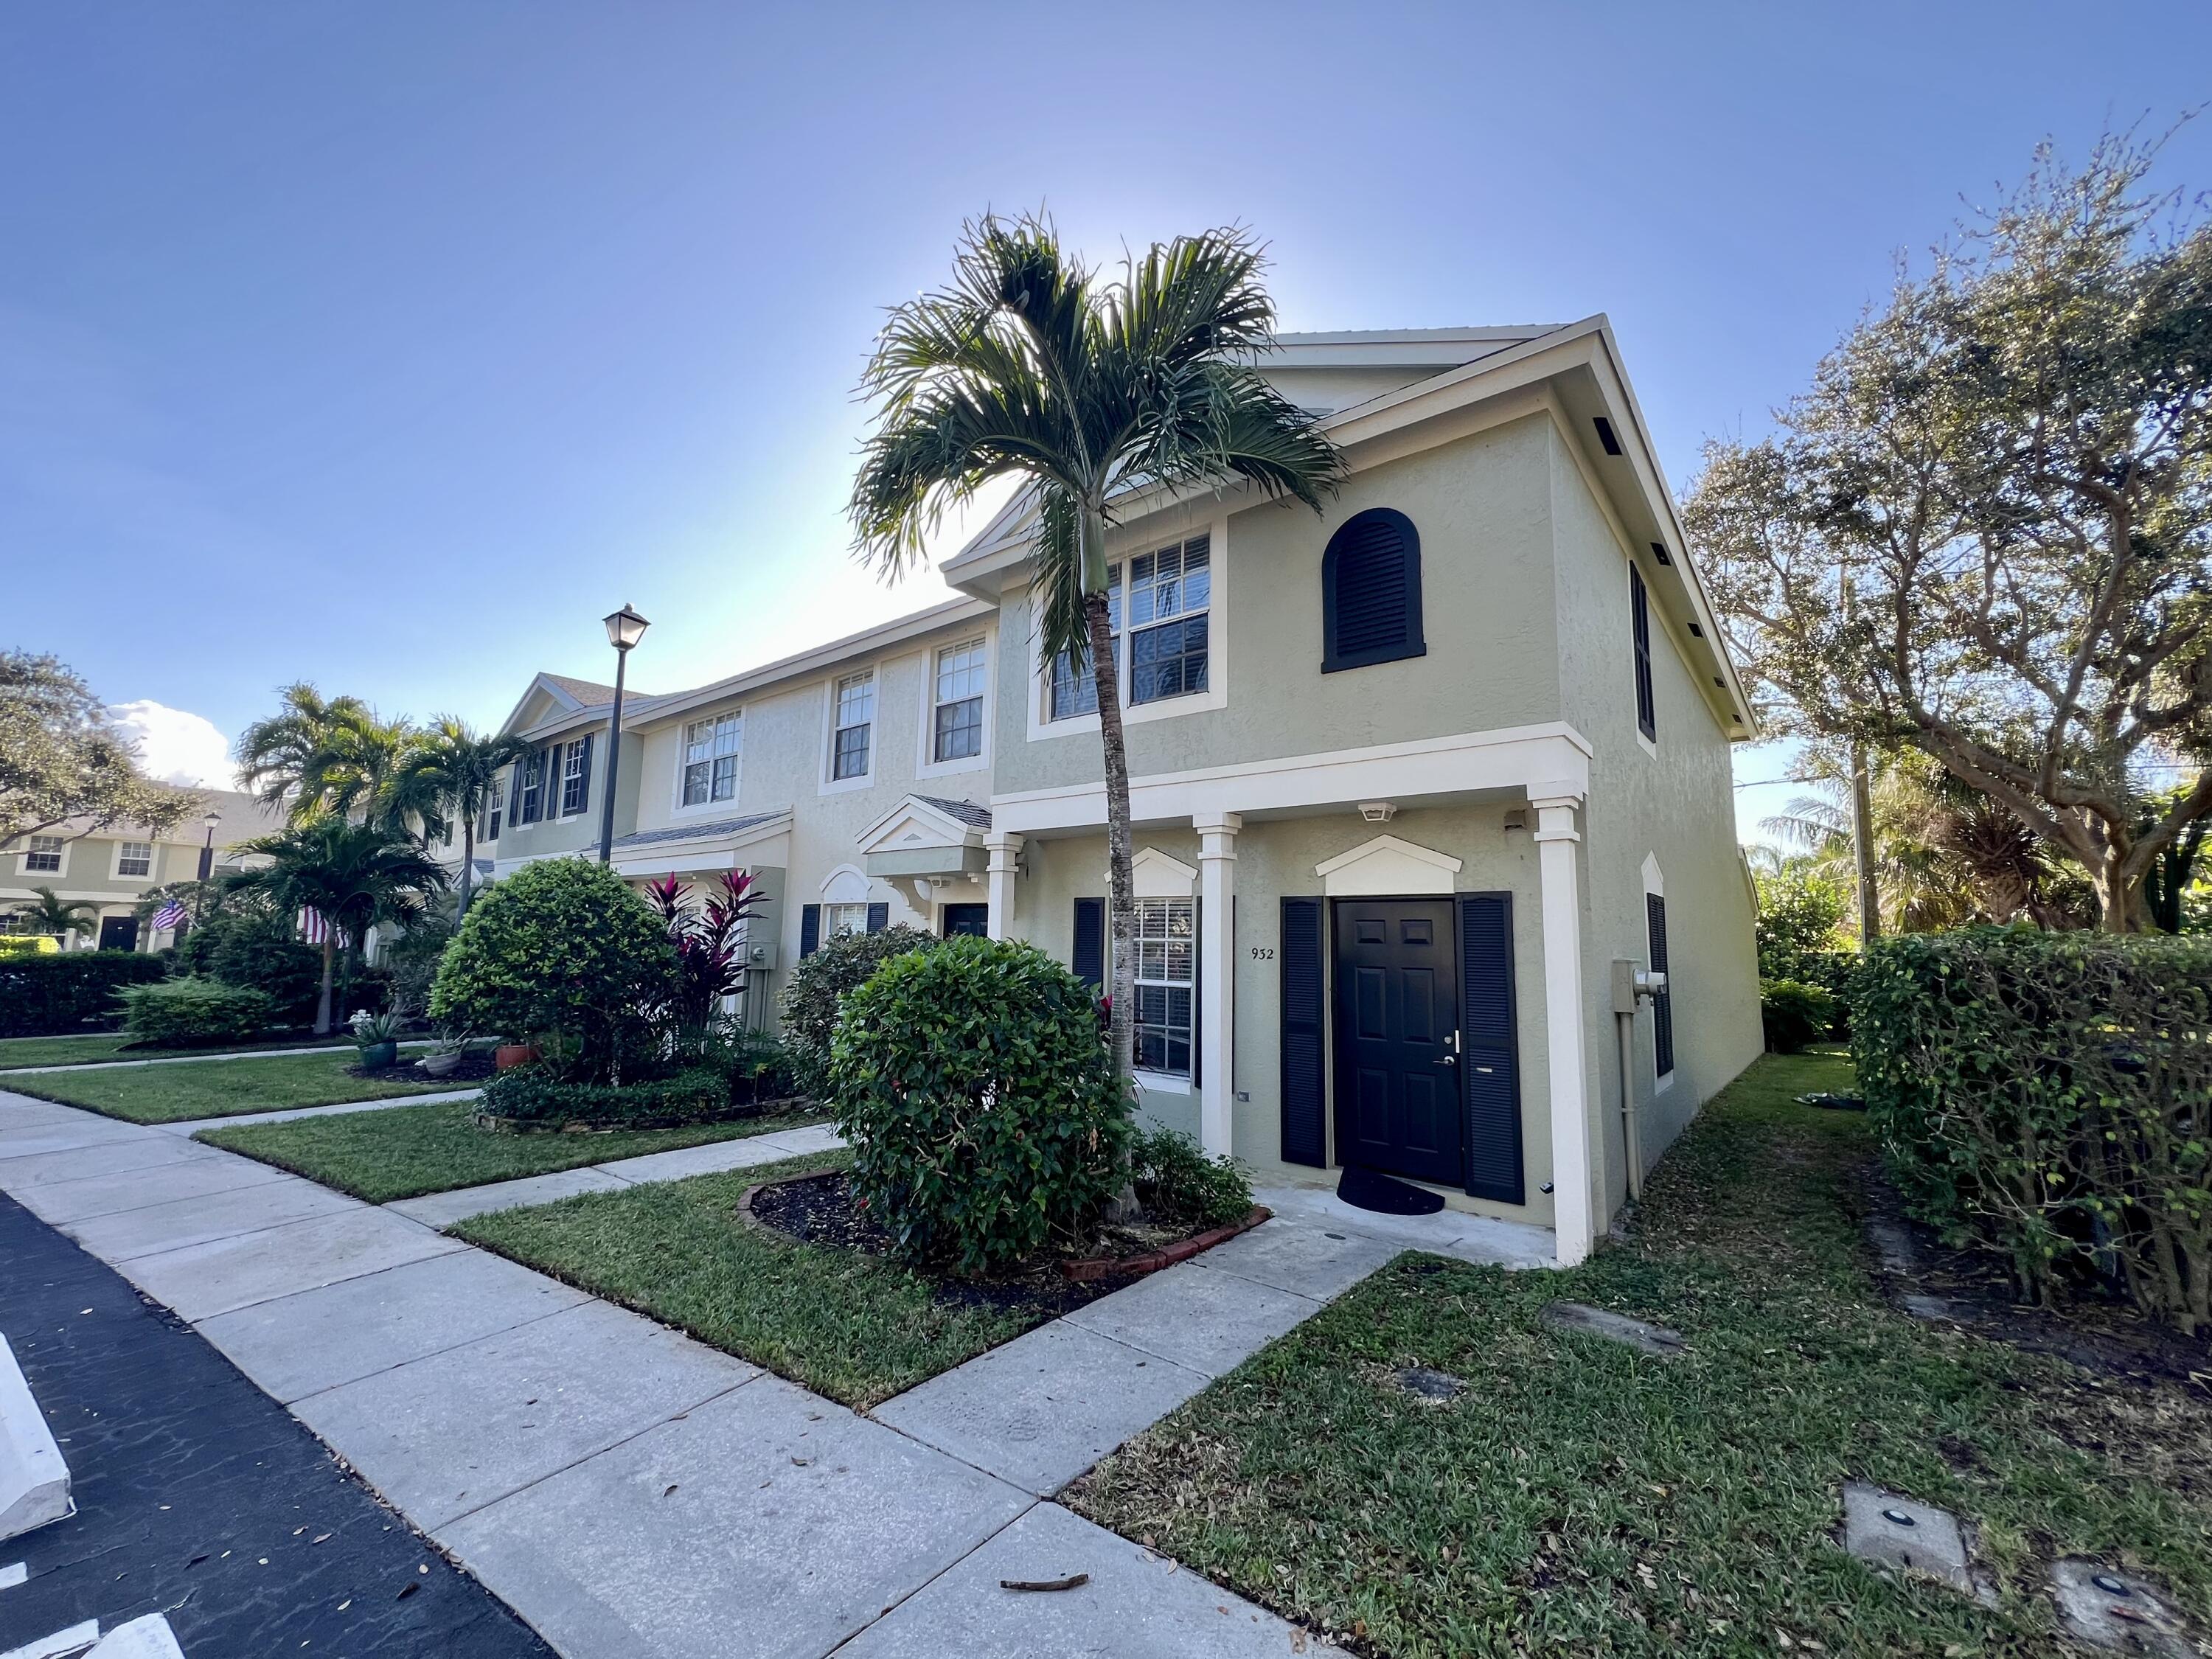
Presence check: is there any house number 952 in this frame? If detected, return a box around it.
[1251,946,1274,960]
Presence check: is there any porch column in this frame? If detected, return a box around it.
[1531,793,1594,1268]
[984,832,1024,942]
[1195,813,1241,1158]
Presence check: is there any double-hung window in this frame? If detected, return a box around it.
[1630,561,1657,742]
[514,749,545,826]
[1133,897,1196,1077]
[1127,535,1210,704]
[23,836,63,874]
[932,638,987,762]
[1049,571,1121,721]
[117,841,153,877]
[558,735,593,817]
[832,672,874,781]
[682,714,742,806]
[824,901,869,939]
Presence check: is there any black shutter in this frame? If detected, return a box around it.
[1458,891,1525,1205]
[505,760,524,824]
[1322,509,1425,672]
[1279,897,1326,1167]
[1071,897,1105,988]
[1646,894,1674,1077]
[799,905,821,958]
[865,902,888,934]
[574,731,594,817]
[1631,562,1656,741]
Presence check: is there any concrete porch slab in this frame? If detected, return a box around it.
[0,1135,223,1193]
[592,1124,842,1186]
[1251,1182,1555,1268]
[437,1375,1032,1659]
[1190,1216,1403,1302]
[12,1154,295,1226]
[289,1298,759,1530]
[835,1499,1338,1657]
[1064,1262,1321,1380]
[872,1321,1209,1497]
[154,1088,481,1136]
[59,1176,358,1262]
[194,1246,593,1403]
[386,1166,631,1228]
[114,1206,466,1321]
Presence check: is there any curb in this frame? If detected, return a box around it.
[0,1329,72,1543]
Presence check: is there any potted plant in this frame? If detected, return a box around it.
[349,1008,402,1071]
[494,1035,543,1071]
[422,1028,470,1078]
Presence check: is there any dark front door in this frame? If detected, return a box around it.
[98,914,139,953]
[940,902,989,939]
[1332,898,1463,1187]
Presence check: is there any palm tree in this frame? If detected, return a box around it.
[849,215,1342,1081]
[13,886,96,943]
[224,819,450,1033]
[389,717,526,911]
[234,684,417,826]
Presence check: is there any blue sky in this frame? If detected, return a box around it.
[5,4,2208,838]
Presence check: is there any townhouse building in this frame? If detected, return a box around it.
[466,321,1764,1265]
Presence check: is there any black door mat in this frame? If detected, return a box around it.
[1338,1164,1446,1215]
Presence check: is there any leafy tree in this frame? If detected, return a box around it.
[0,651,199,846]
[777,922,939,1098]
[849,215,1342,1081]
[2138,782,2212,933]
[389,717,527,908]
[1686,134,2212,931]
[1751,864,1848,980]
[12,886,97,942]
[223,818,450,1032]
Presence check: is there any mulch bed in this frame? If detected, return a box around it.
[744,1169,1267,1321]
[346,1050,497,1085]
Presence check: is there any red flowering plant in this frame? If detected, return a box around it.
[647,871,763,1034]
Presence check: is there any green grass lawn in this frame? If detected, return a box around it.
[455,1152,1044,1408]
[2,1049,458,1124]
[198,1101,828,1203]
[0,1032,351,1071]
[1065,1052,2212,1658]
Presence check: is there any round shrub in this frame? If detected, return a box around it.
[429,858,678,1082]
[827,936,1130,1275]
[119,977,276,1047]
[1759,978,1836,1054]
[778,922,939,1097]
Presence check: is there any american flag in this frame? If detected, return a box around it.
[298,908,347,947]
[151,901,188,932]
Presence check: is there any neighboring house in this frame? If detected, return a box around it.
[0,790,286,953]
[472,321,1764,1265]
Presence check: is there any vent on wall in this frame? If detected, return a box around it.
[1593,417,1622,456]
[1714,676,1726,688]
[1687,622,1704,639]
[1649,540,1673,567]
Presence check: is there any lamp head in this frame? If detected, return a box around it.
[603,603,650,652]
[201,812,221,830]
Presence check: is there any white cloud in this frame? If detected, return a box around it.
[108,700,237,790]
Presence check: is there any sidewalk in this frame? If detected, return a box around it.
[1,1085,1547,1656]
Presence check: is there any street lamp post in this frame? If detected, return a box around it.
[599,604,650,864]
[195,811,221,883]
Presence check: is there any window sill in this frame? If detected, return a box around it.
[818,771,877,797]
[1635,730,1659,760]
[915,751,990,780]
[1132,1068,1192,1095]
[1653,1069,1675,1095]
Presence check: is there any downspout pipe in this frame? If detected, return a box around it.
[1610,959,1666,1204]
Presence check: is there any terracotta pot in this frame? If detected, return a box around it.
[493,1043,540,1071]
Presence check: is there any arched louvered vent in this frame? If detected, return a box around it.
[1322,508,1425,672]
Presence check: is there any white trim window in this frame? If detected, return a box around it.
[681,713,742,807]
[824,901,869,939]
[559,737,591,818]
[1127,535,1210,704]
[1133,896,1196,1077]
[116,841,154,878]
[23,835,64,874]
[831,672,874,782]
[1049,568,1120,721]
[931,638,987,762]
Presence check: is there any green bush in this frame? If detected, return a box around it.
[429,858,677,1082]
[1853,927,2212,1333]
[476,1066,735,1130]
[688,1022,796,1106]
[118,977,276,1047]
[0,951,167,1037]
[173,908,322,1020]
[827,936,1130,1275]
[778,922,939,1096]
[1760,978,1837,1054]
[1130,1126,1253,1228]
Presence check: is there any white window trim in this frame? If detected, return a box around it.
[555,736,594,822]
[18,835,69,878]
[819,668,880,796]
[914,631,994,780]
[670,707,746,819]
[1631,557,1660,760]
[1025,512,1230,742]
[1644,852,1674,1093]
[111,838,156,881]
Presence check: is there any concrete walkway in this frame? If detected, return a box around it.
[156,1085,484,1136]
[0,1039,441,1077]
[0,1085,1550,1657]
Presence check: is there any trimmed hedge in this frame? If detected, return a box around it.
[118,977,276,1047]
[1761,978,1836,1054]
[476,1066,742,1131]
[828,936,1130,1276]
[1853,927,2212,1333]
[0,951,167,1038]
[778,923,939,1099]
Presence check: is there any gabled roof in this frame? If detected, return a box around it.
[912,794,992,830]
[542,674,618,705]
[499,671,667,742]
